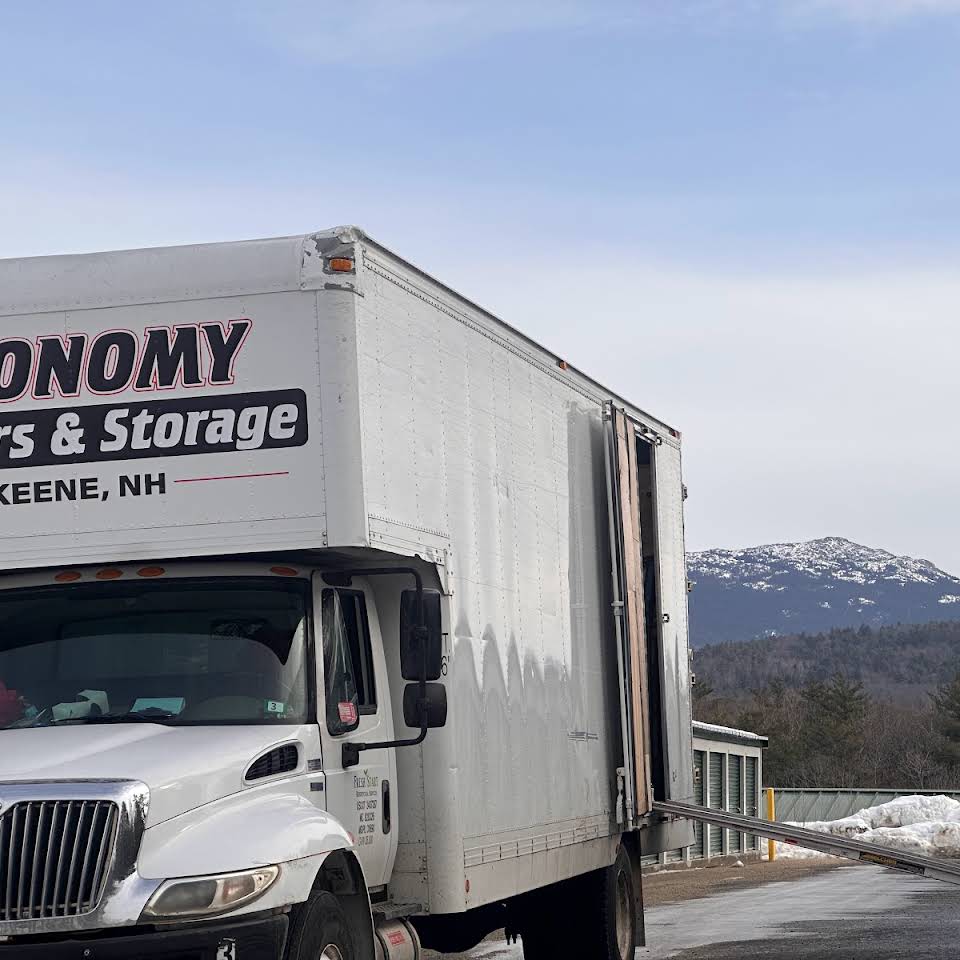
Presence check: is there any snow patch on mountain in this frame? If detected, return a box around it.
[687,537,960,646]
[690,537,948,587]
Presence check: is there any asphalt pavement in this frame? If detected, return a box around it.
[440,863,959,959]
[639,864,956,959]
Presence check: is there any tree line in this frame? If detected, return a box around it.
[694,671,960,790]
[692,619,960,705]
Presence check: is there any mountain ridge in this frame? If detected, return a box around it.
[687,536,960,647]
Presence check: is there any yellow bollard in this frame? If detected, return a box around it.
[766,787,776,863]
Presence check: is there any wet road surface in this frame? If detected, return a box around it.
[439,863,958,959]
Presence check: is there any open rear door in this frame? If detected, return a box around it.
[604,403,653,826]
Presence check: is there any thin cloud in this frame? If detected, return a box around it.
[235,0,741,66]
[238,0,604,66]
[238,0,960,67]
[790,0,960,21]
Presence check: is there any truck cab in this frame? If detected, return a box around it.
[0,558,442,959]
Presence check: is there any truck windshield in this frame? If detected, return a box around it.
[0,577,310,728]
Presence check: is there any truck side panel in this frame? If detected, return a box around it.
[356,248,627,912]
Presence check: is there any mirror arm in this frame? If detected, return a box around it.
[342,712,428,769]
[330,567,430,769]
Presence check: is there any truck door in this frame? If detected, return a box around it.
[604,403,695,829]
[604,404,654,825]
[313,575,398,888]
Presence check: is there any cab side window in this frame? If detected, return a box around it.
[321,589,376,735]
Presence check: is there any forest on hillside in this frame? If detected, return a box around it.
[692,620,960,790]
[692,619,960,703]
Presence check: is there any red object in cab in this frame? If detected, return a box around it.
[0,683,24,725]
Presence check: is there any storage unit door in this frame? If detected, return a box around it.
[692,749,705,859]
[745,756,759,850]
[727,754,743,853]
[708,752,724,856]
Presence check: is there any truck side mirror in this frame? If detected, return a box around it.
[339,569,447,769]
[403,682,447,729]
[400,589,443,681]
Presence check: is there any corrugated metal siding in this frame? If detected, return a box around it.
[727,756,742,853]
[708,753,724,855]
[745,757,758,850]
[643,735,763,872]
[692,750,706,859]
[772,788,960,824]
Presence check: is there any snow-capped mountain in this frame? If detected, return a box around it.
[687,537,960,647]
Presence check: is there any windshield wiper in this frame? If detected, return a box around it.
[51,708,180,726]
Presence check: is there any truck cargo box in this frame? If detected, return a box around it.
[0,228,694,917]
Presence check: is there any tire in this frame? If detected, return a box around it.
[285,890,357,960]
[598,846,637,960]
[520,846,637,960]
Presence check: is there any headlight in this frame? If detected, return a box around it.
[142,865,280,920]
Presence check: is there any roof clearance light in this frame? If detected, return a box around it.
[137,566,165,578]
[270,566,299,577]
[54,571,82,583]
[328,257,354,273]
[95,568,124,580]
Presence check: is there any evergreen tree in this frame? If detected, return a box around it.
[736,680,806,787]
[799,674,869,785]
[932,670,960,767]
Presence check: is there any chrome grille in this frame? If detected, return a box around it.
[0,800,118,921]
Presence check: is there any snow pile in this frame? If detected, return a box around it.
[764,795,960,861]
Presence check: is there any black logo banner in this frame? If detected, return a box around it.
[0,389,308,470]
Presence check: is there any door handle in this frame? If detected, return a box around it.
[382,779,391,834]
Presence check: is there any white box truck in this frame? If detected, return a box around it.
[0,228,695,960]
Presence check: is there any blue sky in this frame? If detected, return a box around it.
[2,1,960,567]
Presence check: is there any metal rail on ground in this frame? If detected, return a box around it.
[652,798,960,887]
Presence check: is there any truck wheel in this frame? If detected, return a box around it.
[599,845,637,960]
[285,891,356,960]
[520,847,637,960]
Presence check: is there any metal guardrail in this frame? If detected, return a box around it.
[771,788,960,824]
[653,799,960,887]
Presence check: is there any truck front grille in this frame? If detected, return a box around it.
[0,800,119,921]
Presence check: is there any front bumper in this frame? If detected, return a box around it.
[0,914,288,960]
